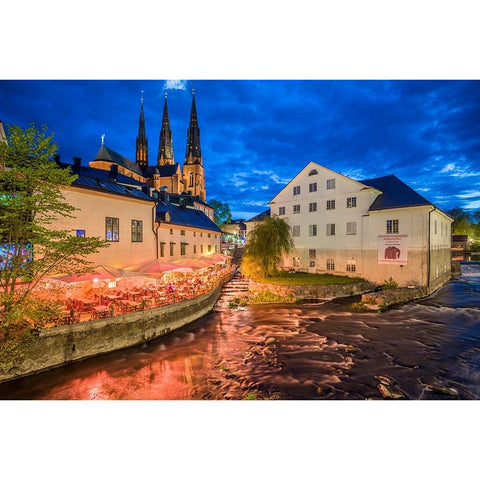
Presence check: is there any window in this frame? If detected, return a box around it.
[309,249,316,259]
[208,233,211,238]
[180,230,186,236]
[293,186,301,195]
[193,232,196,237]
[293,204,301,214]
[441,223,443,235]
[309,261,316,268]
[131,220,143,242]
[386,219,399,234]
[169,242,175,256]
[347,197,357,208]
[170,228,173,235]
[193,245,197,254]
[326,178,335,189]
[160,242,165,257]
[279,206,286,215]
[106,217,119,242]
[308,169,318,176]
[189,171,194,187]
[309,182,317,192]
[200,245,204,253]
[346,259,356,272]
[180,243,186,255]
[309,202,317,212]
[326,259,335,270]
[346,222,357,235]
[76,229,85,237]
[208,245,212,252]
[292,225,300,236]
[327,223,335,236]
[200,232,203,237]
[215,245,218,252]
[434,220,437,234]
[326,200,335,210]
[309,224,317,236]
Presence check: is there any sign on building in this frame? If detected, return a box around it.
[378,235,408,265]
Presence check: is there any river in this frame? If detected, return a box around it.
[1,264,479,400]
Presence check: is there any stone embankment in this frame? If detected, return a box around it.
[0,275,232,383]
[249,279,376,301]
[360,285,438,311]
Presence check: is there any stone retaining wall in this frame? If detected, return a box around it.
[360,285,438,310]
[0,275,232,383]
[249,279,376,300]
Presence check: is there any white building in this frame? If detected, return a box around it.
[269,162,452,289]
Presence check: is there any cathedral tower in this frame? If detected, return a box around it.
[135,91,148,167]
[183,89,206,201]
[157,92,175,166]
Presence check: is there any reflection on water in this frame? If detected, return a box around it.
[1,265,479,400]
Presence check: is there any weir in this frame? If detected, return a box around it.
[459,262,480,276]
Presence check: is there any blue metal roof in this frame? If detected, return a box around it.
[156,201,222,233]
[58,162,153,201]
[360,175,431,211]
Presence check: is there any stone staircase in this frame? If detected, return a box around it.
[213,275,250,311]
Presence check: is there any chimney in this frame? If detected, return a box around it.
[54,155,61,165]
[158,187,168,203]
[141,185,151,197]
[73,157,81,168]
[109,164,118,180]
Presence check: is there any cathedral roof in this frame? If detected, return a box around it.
[141,163,179,177]
[92,144,143,176]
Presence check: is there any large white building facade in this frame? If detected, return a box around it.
[269,162,452,289]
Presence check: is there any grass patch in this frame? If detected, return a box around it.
[251,291,296,303]
[258,272,363,286]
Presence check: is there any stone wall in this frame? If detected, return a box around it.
[0,276,231,383]
[360,285,438,310]
[249,279,376,300]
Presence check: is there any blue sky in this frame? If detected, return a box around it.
[1,79,479,219]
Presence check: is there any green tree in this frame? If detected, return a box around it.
[209,199,232,227]
[0,124,108,322]
[243,216,293,278]
[447,208,474,236]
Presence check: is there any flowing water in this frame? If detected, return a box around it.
[1,265,480,400]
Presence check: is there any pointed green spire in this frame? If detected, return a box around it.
[157,91,174,165]
[184,89,202,165]
[135,91,148,167]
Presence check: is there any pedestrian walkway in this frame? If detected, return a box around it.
[214,274,249,311]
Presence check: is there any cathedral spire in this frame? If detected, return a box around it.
[135,91,148,167]
[184,88,202,165]
[157,91,174,166]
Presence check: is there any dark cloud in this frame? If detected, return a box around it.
[1,80,479,218]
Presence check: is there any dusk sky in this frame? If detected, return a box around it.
[1,80,479,219]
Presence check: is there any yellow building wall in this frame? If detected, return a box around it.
[158,224,221,261]
[52,186,156,268]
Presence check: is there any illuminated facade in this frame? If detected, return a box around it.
[270,162,453,289]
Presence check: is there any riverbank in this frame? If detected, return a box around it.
[249,278,376,301]
[0,274,232,383]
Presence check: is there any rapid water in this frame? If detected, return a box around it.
[1,264,479,400]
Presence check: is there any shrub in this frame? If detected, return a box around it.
[382,277,398,290]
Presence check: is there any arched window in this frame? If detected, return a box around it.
[308,169,318,176]
[189,171,194,187]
